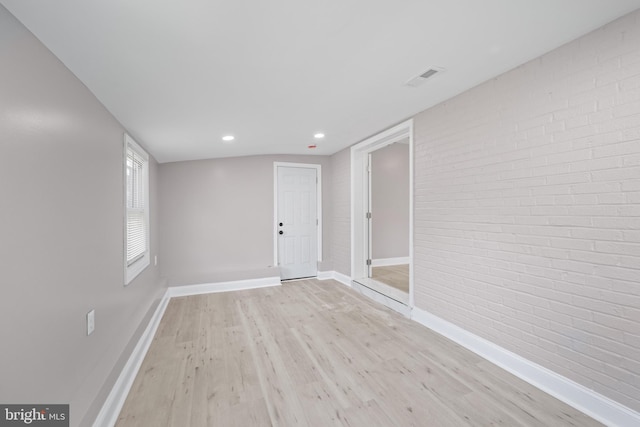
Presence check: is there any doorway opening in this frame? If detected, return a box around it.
[274,162,322,281]
[351,120,413,315]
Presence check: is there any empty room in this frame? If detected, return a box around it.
[1,1,640,426]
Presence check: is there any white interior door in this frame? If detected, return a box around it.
[277,166,318,280]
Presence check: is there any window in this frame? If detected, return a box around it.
[124,134,150,285]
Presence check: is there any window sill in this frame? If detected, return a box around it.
[125,254,150,285]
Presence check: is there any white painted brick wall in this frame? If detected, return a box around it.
[414,10,640,412]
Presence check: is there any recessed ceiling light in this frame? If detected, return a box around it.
[314,133,325,139]
[222,135,235,143]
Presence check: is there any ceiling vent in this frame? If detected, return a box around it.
[405,67,445,87]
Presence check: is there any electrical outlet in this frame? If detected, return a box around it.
[87,309,95,336]
[154,255,158,266]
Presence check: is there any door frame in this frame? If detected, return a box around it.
[350,119,414,307]
[273,162,323,267]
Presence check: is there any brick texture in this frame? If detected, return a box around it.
[414,10,640,411]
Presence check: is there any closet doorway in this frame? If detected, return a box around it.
[351,120,413,315]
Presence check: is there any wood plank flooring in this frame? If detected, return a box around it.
[371,264,409,294]
[116,279,602,427]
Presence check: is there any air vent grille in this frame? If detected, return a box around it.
[420,69,440,79]
[405,67,445,87]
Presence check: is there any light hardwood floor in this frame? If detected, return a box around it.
[116,279,602,427]
[371,264,409,294]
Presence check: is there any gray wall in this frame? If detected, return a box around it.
[159,155,332,285]
[371,142,410,260]
[329,147,351,277]
[0,6,165,426]
[412,11,640,412]
[3,1,639,423]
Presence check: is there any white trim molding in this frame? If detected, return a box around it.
[317,270,352,288]
[316,270,333,281]
[320,271,412,317]
[93,276,282,426]
[411,307,640,427]
[351,280,411,318]
[123,133,151,286]
[168,276,281,298]
[350,119,414,308]
[93,292,171,427]
[371,257,410,267]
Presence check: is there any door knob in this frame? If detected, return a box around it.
[279,230,284,235]
[279,222,283,226]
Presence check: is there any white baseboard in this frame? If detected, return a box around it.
[316,270,333,280]
[351,280,411,318]
[411,307,640,427]
[371,257,410,267]
[319,272,410,316]
[97,278,639,427]
[94,276,282,426]
[93,291,171,427]
[168,276,281,298]
[317,270,352,288]
[351,277,409,305]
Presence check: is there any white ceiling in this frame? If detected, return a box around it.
[3,0,640,163]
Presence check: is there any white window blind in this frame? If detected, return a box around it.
[124,134,149,284]
[126,148,146,264]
